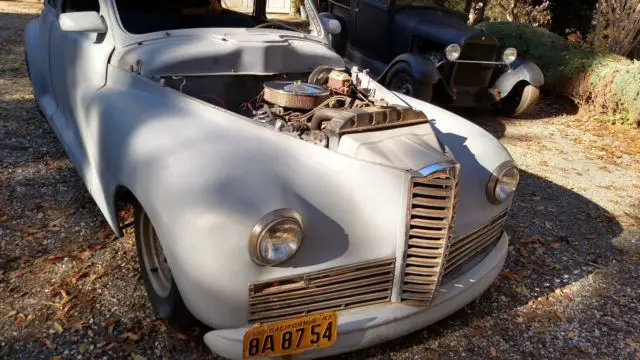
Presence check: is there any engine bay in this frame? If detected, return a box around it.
[160,67,429,149]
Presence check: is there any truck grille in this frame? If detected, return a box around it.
[400,164,459,305]
[248,258,395,323]
[451,39,499,89]
[444,210,508,276]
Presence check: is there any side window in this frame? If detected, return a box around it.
[61,0,100,13]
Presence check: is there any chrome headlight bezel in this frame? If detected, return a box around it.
[249,209,303,266]
[487,161,520,204]
[502,47,518,65]
[445,44,462,61]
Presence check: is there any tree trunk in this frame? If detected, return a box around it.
[468,0,489,25]
[506,0,516,22]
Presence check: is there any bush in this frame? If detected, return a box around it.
[478,21,640,126]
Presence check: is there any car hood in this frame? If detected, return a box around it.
[393,8,482,45]
[337,123,449,170]
[112,31,345,77]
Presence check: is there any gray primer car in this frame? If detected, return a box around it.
[25,0,518,358]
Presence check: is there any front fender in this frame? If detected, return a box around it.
[378,53,441,86]
[93,67,410,328]
[493,59,544,98]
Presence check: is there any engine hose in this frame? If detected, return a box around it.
[309,108,355,130]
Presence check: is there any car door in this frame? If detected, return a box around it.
[28,0,59,118]
[48,0,114,169]
[351,0,390,61]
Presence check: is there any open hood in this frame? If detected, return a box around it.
[112,31,345,77]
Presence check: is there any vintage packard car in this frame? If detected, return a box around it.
[322,0,545,117]
[25,0,519,358]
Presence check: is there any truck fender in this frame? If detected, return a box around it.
[493,59,545,98]
[377,53,441,87]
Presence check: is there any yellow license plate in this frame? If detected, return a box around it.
[242,312,337,359]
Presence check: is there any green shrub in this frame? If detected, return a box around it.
[478,22,640,126]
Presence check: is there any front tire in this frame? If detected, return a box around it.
[497,82,540,117]
[386,62,433,102]
[135,204,196,329]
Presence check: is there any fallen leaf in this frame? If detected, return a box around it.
[90,265,105,283]
[0,215,7,223]
[122,331,140,341]
[172,332,189,341]
[4,310,17,319]
[52,322,64,334]
[102,319,119,328]
[131,353,147,360]
[568,331,578,339]
[15,313,26,325]
[42,338,56,350]
[79,344,87,353]
[51,356,61,360]
[550,243,562,248]
[500,271,522,280]
[626,339,640,351]
[489,347,497,357]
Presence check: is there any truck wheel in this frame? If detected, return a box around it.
[386,62,432,102]
[498,82,540,118]
[135,204,196,329]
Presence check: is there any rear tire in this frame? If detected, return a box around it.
[497,82,540,118]
[386,62,433,102]
[135,204,197,330]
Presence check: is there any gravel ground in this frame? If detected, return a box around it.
[1,2,639,359]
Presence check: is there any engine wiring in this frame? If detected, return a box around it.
[199,94,227,109]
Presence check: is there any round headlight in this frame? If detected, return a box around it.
[250,209,303,266]
[487,162,520,204]
[445,44,461,61]
[502,47,518,65]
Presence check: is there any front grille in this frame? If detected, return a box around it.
[248,258,395,323]
[459,42,499,62]
[400,165,459,305]
[451,40,499,89]
[444,210,508,276]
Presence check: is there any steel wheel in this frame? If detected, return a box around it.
[389,73,414,96]
[498,83,540,117]
[134,204,196,328]
[385,62,433,102]
[139,210,172,297]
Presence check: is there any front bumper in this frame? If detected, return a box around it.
[204,232,508,359]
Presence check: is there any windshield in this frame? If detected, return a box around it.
[394,0,470,13]
[115,0,316,35]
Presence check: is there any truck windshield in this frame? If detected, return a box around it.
[115,0,314,35]
[394,0,469,13]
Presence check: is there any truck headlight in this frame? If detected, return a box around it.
[250,209,303,266]
[502,47,518,65]
[487,161,520,204]
[445,44,461,61]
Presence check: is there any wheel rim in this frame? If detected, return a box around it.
[390,74,413,95]
[139,211,172,298]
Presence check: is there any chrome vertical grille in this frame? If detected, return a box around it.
[401,163,459,305]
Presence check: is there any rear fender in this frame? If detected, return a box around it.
[493,59,544,98]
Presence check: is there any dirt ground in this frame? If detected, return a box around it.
[1,1,639,359]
